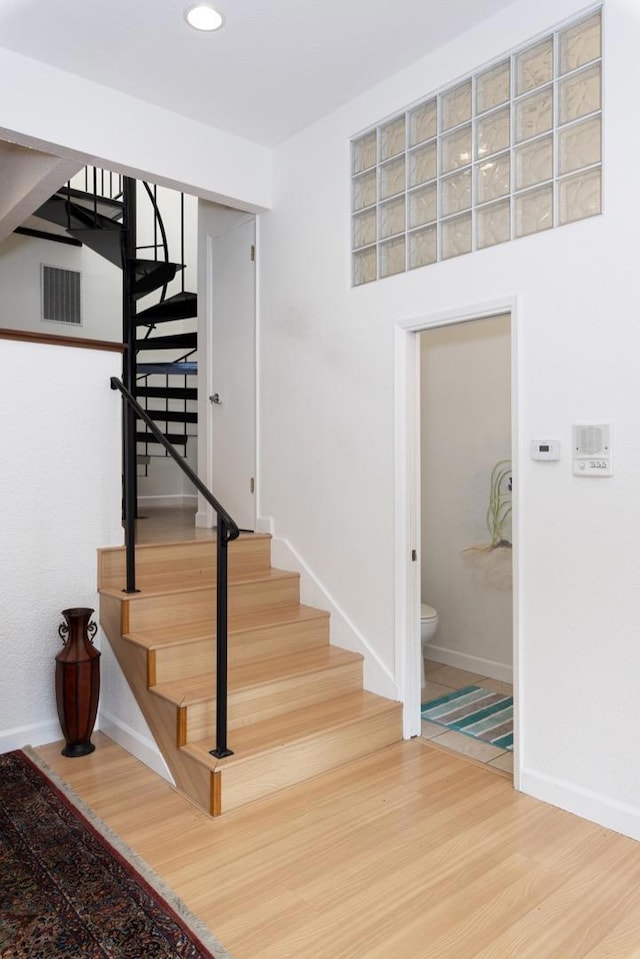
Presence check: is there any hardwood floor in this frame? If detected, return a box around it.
[35,733,640,959]
[135,504,213,544]
[81,507,640,953]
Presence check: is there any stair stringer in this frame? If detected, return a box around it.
[100,592,216,813]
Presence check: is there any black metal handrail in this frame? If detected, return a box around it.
[110,375,238,759]
[141,181,170,304]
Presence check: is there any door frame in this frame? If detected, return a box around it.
[196,206,257,530]
[394,296,520,789]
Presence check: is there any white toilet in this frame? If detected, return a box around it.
[420,603,439,688]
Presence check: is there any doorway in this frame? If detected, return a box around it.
[394,300,518,787]
[419,315,513,777]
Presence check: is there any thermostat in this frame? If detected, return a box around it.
[531,439,560,461]
[573,423,612,476]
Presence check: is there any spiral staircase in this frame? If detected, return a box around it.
[32,170,197,460]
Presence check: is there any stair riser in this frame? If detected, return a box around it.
[137,432,193,446]
[152,616,330,684]
[98,537,272,590]
[139,410,198,424]
[137,388,198,401]
[218,705,403,813]
[137,332,196,351]
[124,576,300,631]
[178,660,364,744]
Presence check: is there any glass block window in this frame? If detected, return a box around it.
[350,8,602,285]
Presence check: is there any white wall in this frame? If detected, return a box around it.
[259,0,640,838]
[137,437,198,510]
[0,47,272,212]
[0,232,122,339]
[421,316,512,681]
[0,339,127,750]
[0,337,168,775]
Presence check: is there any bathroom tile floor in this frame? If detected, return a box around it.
[421,659,513,777]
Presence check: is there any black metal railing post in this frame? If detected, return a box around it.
[122,177,138,593]
[110,377,238,757]
[211,518,233,759]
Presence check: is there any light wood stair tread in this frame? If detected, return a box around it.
[123,604,329,651]
[99,567,298,602]
[98,533,274,591]
[98,531,270,556]
[152,645,362,705]
[182,690,400,767]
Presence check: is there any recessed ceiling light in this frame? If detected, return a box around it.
[185,4,224,31]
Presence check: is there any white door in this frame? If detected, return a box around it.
[198,207,256,531]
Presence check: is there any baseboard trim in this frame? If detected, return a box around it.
[0,718,63,753]
[255,516,274,535]
[423,643,512,683]
[520,766,640,841]
[98,708,174,785]
[271,536,399,701]
[195,508,213,528]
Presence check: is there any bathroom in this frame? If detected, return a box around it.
[419,313,513,776]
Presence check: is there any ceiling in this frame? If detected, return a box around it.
[0,0,518,147]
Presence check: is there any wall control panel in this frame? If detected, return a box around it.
[531,439,561,461]
[573,423,612,477]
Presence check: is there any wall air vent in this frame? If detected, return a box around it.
[41,265,82,325]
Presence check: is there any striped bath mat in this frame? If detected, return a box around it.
[421,685,513,751]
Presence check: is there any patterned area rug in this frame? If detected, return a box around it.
[421,685,513,751]
[0,749,232,958]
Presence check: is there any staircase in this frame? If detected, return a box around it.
[31,170,198,459]
[98,534,403,816]
[31,167,403,815]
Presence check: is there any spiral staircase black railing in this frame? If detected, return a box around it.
[30,166,236,758]
[33,168,198,460]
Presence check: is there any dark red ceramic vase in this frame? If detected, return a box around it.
[55,607,101,757]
